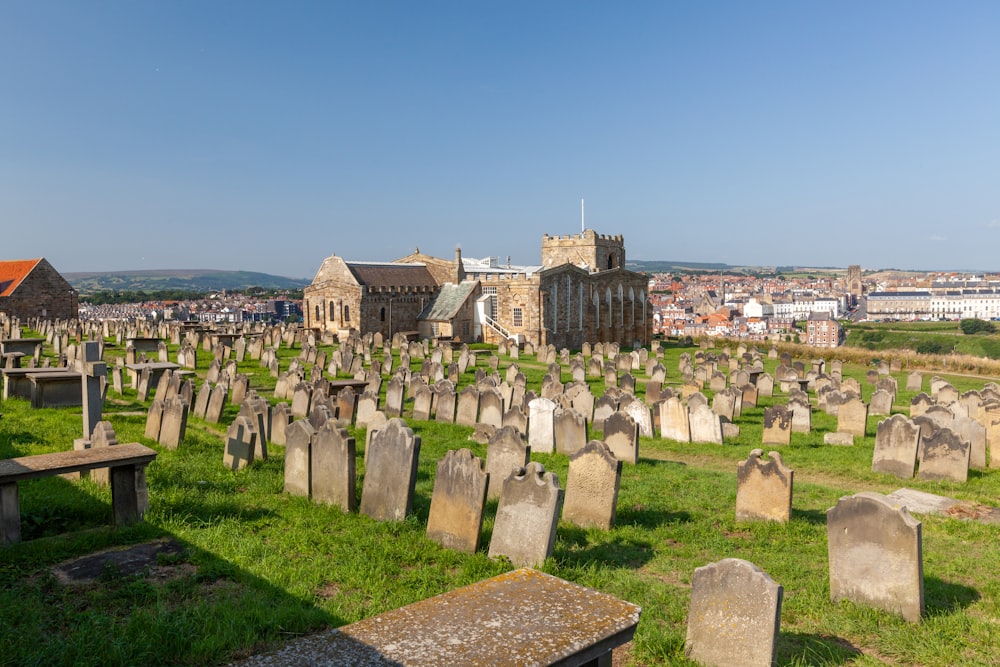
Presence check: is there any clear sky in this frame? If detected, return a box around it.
[3,1,999,279]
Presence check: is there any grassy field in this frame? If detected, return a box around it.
[845,320,1000,361]
[2,334,1000,666]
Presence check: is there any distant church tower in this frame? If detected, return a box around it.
[847,265,863,304]
[541,229,626,272]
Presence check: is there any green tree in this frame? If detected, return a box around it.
[960,318,996,335]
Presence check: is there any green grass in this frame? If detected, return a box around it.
[2,335,1000,665]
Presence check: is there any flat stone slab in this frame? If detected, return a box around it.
[230,568,640,667]
[51,539,186,586]
[887,488,1000,524]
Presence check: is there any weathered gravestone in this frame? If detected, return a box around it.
[223,416,258,470]
[869,388,894,417]
[554,407,588,456]
[689,403,723,445]
[478,388,504,429]
[435,384,457,423]
[623,400,653,438]
[283,419,314,497]
[425,449,489,553]
[205,384,228,424]
[736,449,792,523]
[384,378,405,418]
[270,402,293,446]
[659,396,690,443]
[159,397,189,449]
[488,461,562,567]
[827,492,923,622]
[789,398,812,434]
[685,558,783,667]
[312,421,357,512]
[837,397,869,438]
[602,411,639,464]
[527,397,556,454]
[872,414,920,479]
[761,405,792,446]
[359,418,420,521]
[953,416,987,470]
[563,440,622,530]
[144,400,164,442]
[918,428,970,483]
[906,371,923,392]
[485,425,530,501]
[354,391,379,428]
[411,384,433,421]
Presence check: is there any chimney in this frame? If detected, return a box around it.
[455,246,466,283]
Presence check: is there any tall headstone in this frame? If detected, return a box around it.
[659,396,690,443]
[488,461,563,567]
[527,397,557,454]
[685,559,783,667]
[827,492,923,623]
[602,411,639,464]
[872,415,920,479]
[159,396,189,449]
[426,449,489,553]
[918,428,970,483]
[485,425,530,501]
[359,418,421,521]
[689,403,724,445]
[283,419,315,497]
[562,440,622,530]
[312,421,357,512]
[761,405,792,446]
[76,341,106,440]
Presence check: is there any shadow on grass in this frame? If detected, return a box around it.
[924,574,980,616]
[618,504,692,529]
[555,524,655,570]
[790,507,828,525]
[776,631,862,666]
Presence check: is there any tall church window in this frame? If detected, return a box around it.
[344,305,350,323]
[513,307,523,327]
[380,307,386,322]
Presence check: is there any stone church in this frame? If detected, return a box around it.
[0,258,78,321]
[304,229,651,350]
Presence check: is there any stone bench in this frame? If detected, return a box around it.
[28,371,82,408]
[231,567,641,667]
[0,442,157,545]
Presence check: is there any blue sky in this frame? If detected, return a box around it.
[2,1,999,279]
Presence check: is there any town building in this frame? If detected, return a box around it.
[0,258,78,321]
[806,311,843,348]
[303,230,652,349]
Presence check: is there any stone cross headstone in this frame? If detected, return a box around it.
[736,449,793,523]
[426,448,489,553]
[563,440,622,530]
[827,492,923,622]
[685,558,783,667]
[488,461,562,567]
[359,418,420,521]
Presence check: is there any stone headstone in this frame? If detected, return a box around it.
[485,425,530,501]
[554,407,588,456]
[426,449,489,553]
[159,397,189,449]
[312,421,357,512]
[360,418,420,521]
[602,411,639,464]
[689,403,724,445]
[623,400,653,438]
[736,449,792,523]
[385,377,405,418]
[918,428,970,483]
[869,388,894,417]
[144,399,164,442]
[527,397,556,454]
[761,405,792,446]
[872,414,920,479]
[562,440,622,530]
[659,397,690,443]
[270,402,293,446]
[488,461,562,567]
[354,391,379,428]
[827,492,923,622]
[906,371,923,392]
[685,558,783,667]
[837,397,868,438]
[223,416,258,470]
[455,386,481,427]
[435,385,457,423]
[205,384,228,424]
[283,420,315,497]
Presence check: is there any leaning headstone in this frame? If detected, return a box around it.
[527,397,557,454]
[283,419,315,497]
[312,421,357,512]
[562,440,622,530]
[736,449,793,523]
[827,492,923,622]
[918,428,970,483]
[488,461,562,567]
[485,425,530,501]
[761,405,792,446]
[205,384,228,424]
[223,416,258,470]
[872,414,920,479]
[359,418,421,521]
[193,382,211,418]
[144,399,164,441]
[426,449,489,553]
[685,558,783,667]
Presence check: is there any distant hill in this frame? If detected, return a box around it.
[65,269,310,294]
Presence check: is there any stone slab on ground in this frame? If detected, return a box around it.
[51,538,188,586]
[886,488,1000,524]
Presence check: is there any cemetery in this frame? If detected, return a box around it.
[1,314,1000,665]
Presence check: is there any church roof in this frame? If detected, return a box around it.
[346,262,437,289]
[0,259,42,297]
[418,281,478,321]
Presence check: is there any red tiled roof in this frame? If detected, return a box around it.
[0,259,41,297]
